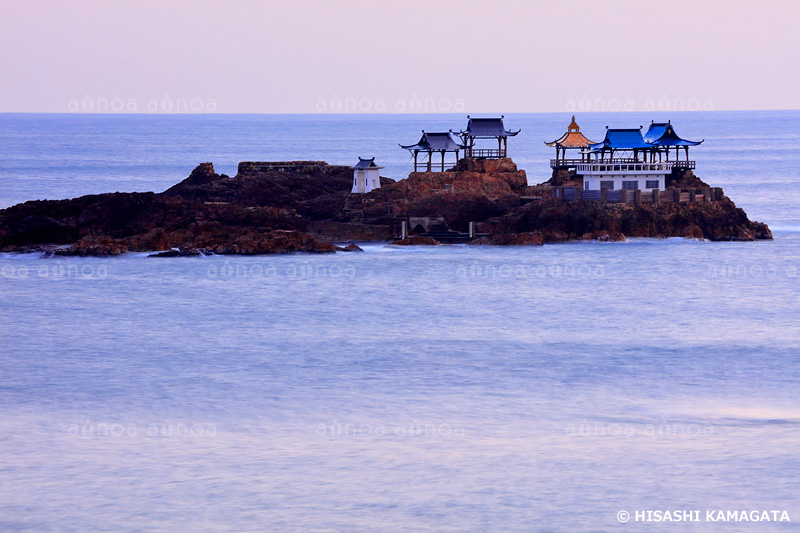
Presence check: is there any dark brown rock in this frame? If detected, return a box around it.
[54,237,128,256]
[308,221,394,242]
[488,232,544,246]
[482,196,771,242]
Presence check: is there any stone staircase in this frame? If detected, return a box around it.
[342,195,364,223]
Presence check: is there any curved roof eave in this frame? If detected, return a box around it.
[654,138,704,147]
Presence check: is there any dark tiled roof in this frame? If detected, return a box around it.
[352,157,383,169]
[400,131,465,151]
[460,116,520,138]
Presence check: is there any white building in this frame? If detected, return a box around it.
[351,157,383,194]
[578,160,673,191]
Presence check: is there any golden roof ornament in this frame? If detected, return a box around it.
[567,115,580,132]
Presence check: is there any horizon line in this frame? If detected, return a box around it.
[2,108,799,116]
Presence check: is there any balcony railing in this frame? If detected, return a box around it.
[559,159,695,173]
[550,158,590,167]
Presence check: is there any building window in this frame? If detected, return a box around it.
[584,181,590,190]
[600,181,614,190]
[645,180,660,189]
[622,181,639,190]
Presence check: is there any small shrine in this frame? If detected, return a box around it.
[351,157,383,193]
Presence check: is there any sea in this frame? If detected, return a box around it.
[0,111,799,532]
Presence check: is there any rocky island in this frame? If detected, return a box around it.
[0,156,771,256]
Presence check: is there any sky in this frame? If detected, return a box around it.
[1,0,799,114]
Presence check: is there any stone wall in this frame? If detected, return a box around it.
[237,161,330,176]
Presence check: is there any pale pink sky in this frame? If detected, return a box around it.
[1,0,798,113]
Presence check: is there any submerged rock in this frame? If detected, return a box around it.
[390,236,440,246]
[335,243,364,252]
[148,248,210,257]
[53,237,128,256]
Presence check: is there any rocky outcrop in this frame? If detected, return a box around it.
[356,158,528,231]
[0,163,342,255]
[480,196,771,242]
[547,168,581,187]
[666,168,709,189]
[0,157,772,255]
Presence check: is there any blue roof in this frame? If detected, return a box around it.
[644,122,703,146]
[589,129,655,151]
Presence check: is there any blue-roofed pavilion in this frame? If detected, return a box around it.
[644,120,704,163]
[588,127,658,162]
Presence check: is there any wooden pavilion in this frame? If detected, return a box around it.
[399,131,465,172]
[458,116,520,158]
[546,116,595,167]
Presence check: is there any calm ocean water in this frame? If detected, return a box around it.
[1,112,799,531]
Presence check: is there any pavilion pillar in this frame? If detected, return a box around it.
[427,150,432,172]
[413,151,418,172]
[441,150,445,171]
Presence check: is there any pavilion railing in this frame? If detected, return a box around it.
[467,149,505,159]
